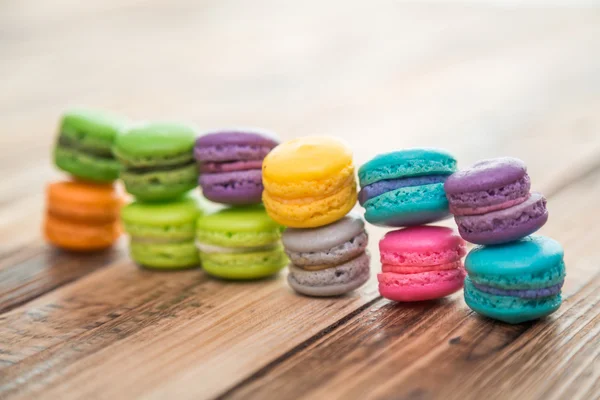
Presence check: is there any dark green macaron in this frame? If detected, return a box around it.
[54,108,126,182]
[121,195,204,269]
[114,122,198,201]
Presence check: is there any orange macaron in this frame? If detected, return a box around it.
[44,180,124,251]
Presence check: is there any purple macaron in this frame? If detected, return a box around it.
[195,129,279,205]
[444,157,548,245]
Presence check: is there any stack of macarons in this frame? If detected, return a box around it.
[263,136,370,296]
[46,107,566,326]
[193,129,286,279]
[46,108,126,251]
[445,157,563,323]
[115,122,204,269]
[358,148,468,302]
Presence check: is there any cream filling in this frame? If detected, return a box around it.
[195,241,277,254]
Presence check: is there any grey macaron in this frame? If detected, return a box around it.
[283,212,370,297]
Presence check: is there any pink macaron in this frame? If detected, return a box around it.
[378,226,467,302]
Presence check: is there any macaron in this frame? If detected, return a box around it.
[54,108,125,182]
[44,180,123,251]
[444,157,548,245]
[464,235,565,324]
[121,196,203,269]
[195,205,288,279]
[358,148,457,227]
[283,213,370,297]
[262,136,357,228]
[114,122,198,201]
[194,129,279,205]
[377,226,467,302]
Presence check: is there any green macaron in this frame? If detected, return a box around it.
[114,122,198,201]
[196,205,288,280]
[54,108,126,182]
[122,196,204,269]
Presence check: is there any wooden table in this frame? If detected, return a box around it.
[1,1,599,399]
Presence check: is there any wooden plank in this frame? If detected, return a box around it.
[0,241,126,314]
[220,162,600,400]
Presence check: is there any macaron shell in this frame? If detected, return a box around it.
[285,231,368,267]
[194,130,278,163]
[120,164,198,202]
[200,247,288,279]
[262,136,353,183]
[282,212,365,253]
[60,108,125,143]
[288,271,370,297]
[126,223,196,242]
[263,182,357,228]
[464,278,562,324]
[196,205,283,246]
[379,225,465,255]
[114,122,197,160]
[378,268,466,302]
[444,157,527,194]
[363,183,450,227]
[130,241,199,270]
[195,129,279,149]
[47,181,123,223]
[121,196,202,227]
[358,148,456,186]
[54,146,121,182]
[264,165,355,199]
[199,170,263,205]
[287,252,370,297]
[466,235,563,274]
[456,193,548,245]
[465,236,565,290]
[45,215,120,251]
[195,145,272,163]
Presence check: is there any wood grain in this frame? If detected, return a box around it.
[223,165,600,400]
[0,241,126,313]
[1,1,600,399]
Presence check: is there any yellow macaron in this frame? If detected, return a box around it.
[262,136,357,228]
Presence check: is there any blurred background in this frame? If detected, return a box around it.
[1,0,600,250]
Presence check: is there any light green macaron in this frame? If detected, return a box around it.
[122,196,204,269]
[196,205,288,280]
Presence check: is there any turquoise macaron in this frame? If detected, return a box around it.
[54,108,126,182]
[358,148,457,226]
[121,196,204,269]
[464,235,565,324]
[114,122,198,201]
